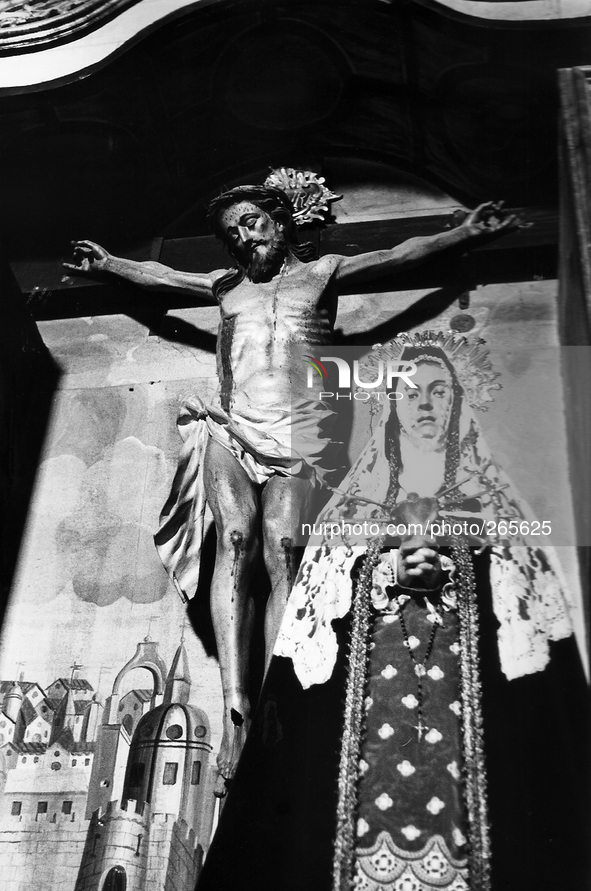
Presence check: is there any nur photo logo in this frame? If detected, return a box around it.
[302,354,418,400]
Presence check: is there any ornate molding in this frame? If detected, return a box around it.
[0,0,141,53]
[415,0,591,22]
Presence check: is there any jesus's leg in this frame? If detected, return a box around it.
[203,437,259,783]
[261,474,314,675]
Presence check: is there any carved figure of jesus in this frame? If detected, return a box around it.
[65,185,514,785]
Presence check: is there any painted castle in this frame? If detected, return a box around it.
[0,635,217,891]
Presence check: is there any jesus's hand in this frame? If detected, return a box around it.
[458,200,522,237]
[63,240,111,276]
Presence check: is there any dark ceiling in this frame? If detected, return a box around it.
[1,0,590,259]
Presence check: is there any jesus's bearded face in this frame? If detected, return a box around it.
[219,201,288,282]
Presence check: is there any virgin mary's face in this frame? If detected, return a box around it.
[396,361,454,449]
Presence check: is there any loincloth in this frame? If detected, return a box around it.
[154,392,336,600]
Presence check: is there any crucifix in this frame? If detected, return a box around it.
[64,171,516,787]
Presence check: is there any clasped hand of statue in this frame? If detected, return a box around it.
[397,541,443,591]
[394,495,443,592]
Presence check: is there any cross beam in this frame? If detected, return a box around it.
[12,207,558,321]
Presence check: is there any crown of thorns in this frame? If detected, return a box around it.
[206,185,293,230]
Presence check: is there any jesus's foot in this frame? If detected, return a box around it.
[216,700,251,787]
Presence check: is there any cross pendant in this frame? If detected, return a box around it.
[413,720,427,741]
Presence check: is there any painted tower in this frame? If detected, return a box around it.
[85,638,167,820]
[120,638,215,840]
[75,637,216,891]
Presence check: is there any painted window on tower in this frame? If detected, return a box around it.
[163,762,178,785]
[165,723,183,740]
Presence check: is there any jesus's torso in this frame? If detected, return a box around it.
[216,255,338,412]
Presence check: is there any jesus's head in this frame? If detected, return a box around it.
[208,186,295,282]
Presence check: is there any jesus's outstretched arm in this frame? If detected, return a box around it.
[64,239,227,300]
[332,201,519,287]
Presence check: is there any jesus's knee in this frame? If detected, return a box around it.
[217,524,258,559]
[262,516,289,555]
